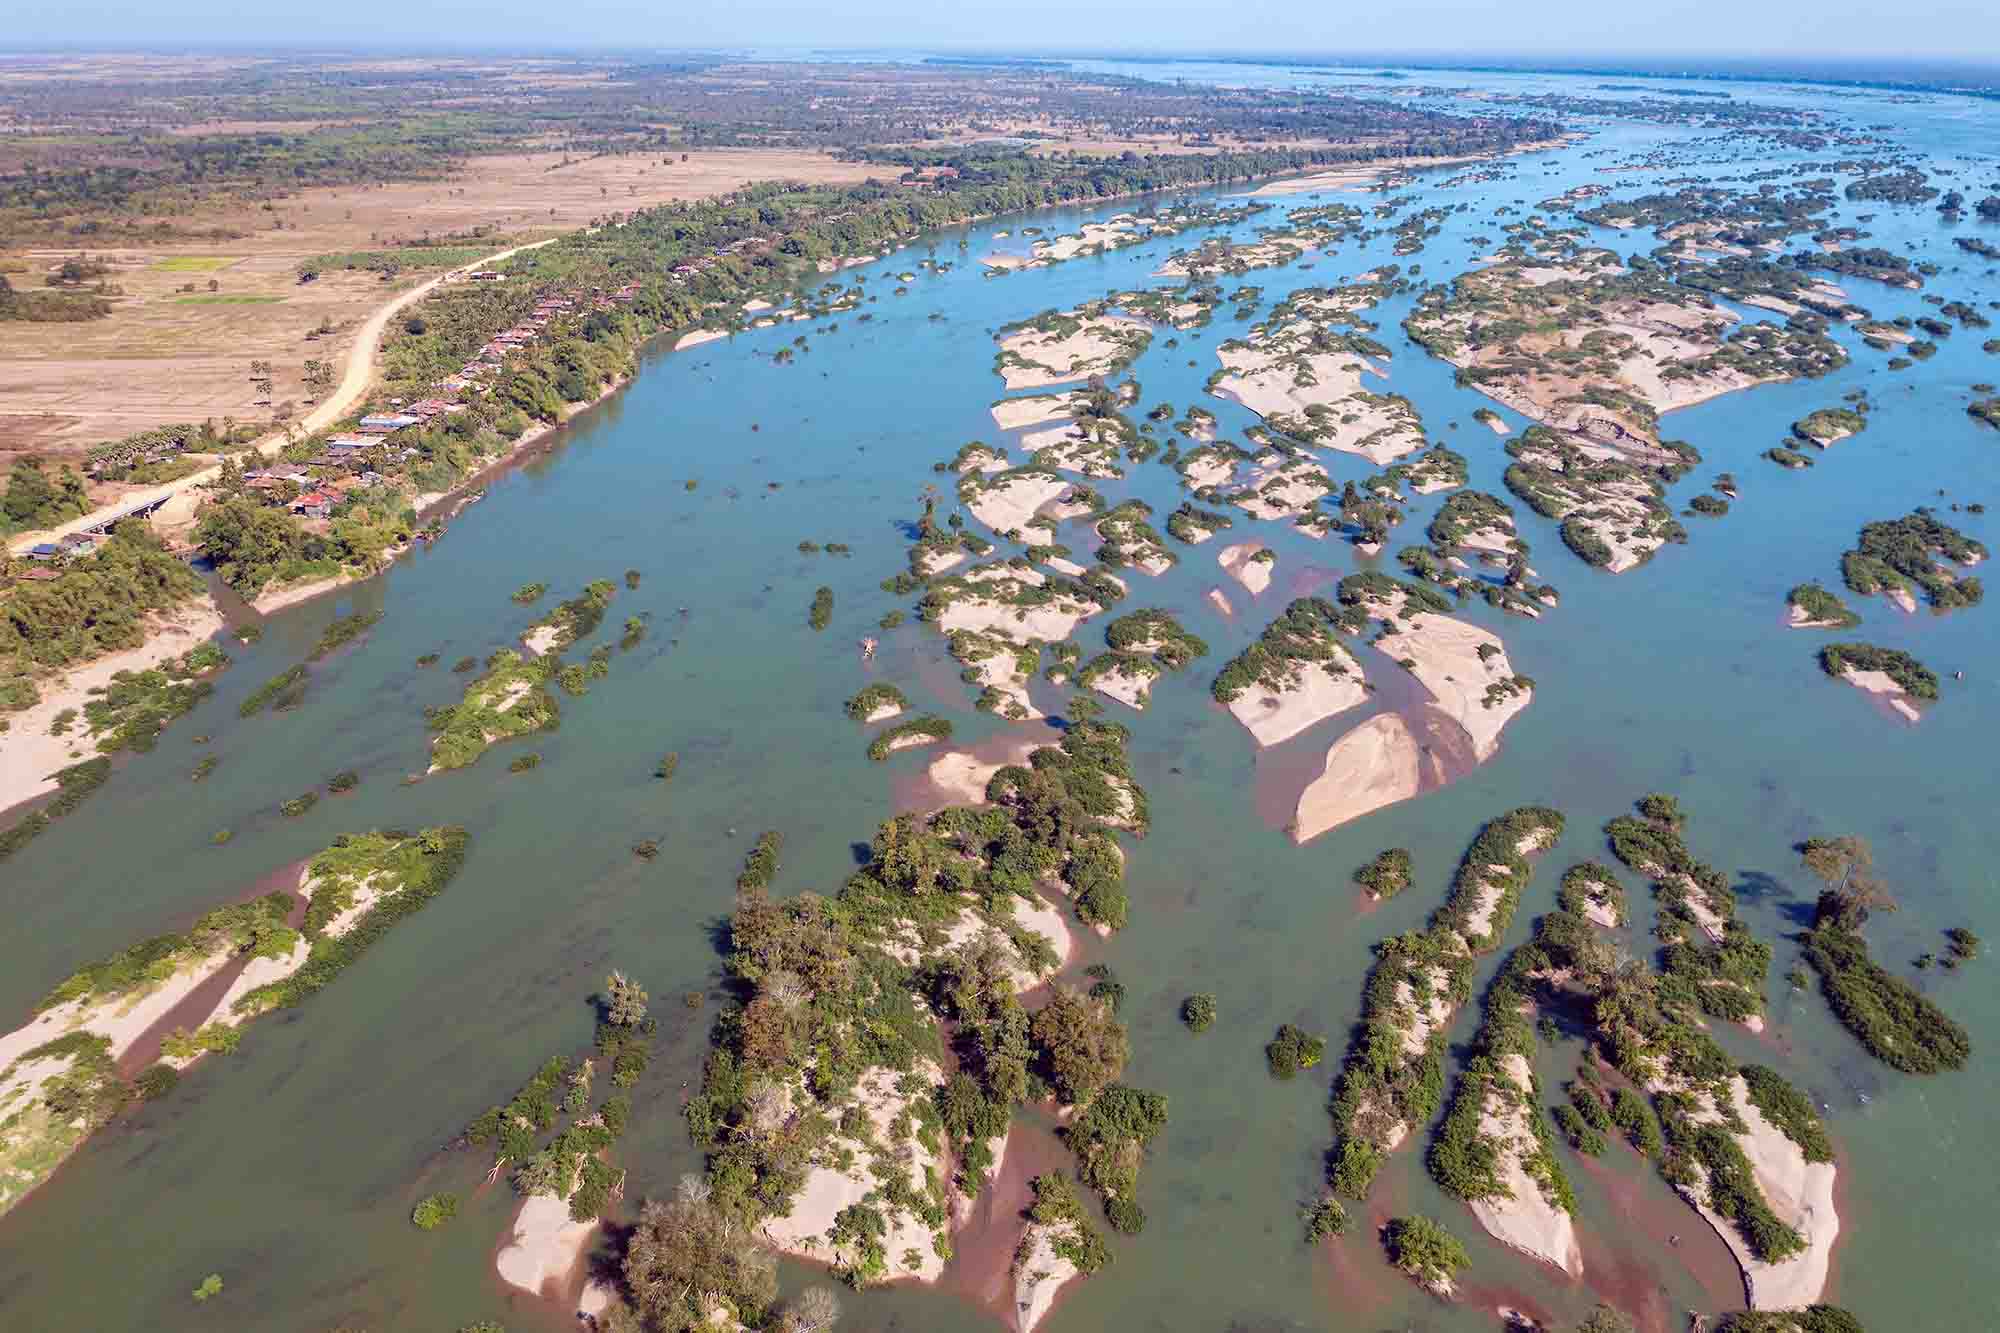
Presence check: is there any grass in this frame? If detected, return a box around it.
[151,256,237,272]
[173,293,284,305]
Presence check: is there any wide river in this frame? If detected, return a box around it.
[3,60,1996,1333]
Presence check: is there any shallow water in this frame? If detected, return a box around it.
[3,62,1998,1333]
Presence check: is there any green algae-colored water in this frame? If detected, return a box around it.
[4,61,1999,1333]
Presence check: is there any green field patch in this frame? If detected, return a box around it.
[173,293,284,304]
[151,256,238,272]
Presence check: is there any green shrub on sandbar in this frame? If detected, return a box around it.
[232,827,470,1016]
[427,650,561,771]
[845,683,908,720]
[866,715,952,760]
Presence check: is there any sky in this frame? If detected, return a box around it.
[5,0,1999,68]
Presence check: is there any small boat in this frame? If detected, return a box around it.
[859,637,878,660]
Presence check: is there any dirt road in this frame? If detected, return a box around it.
[6,237,556,554]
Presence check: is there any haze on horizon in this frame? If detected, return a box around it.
[6,0,1999,67]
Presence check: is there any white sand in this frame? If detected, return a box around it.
[762,1061,950,1282]
[1372,596,1530,761]
[674,328,728,350]
[995,314,1150,390]
[1838,668,1922,723]
[521,624,562,656]
[1218,542,1272,596]
[1227,658,1368,747]
[938,592,1098,646]
[1682,1076,1839,1310]
[918,548,968,577]
[1292,714,1424,843]
[883,732,945,755]
[864,703,905,724]
[1207,587,1234,617]
[1013,1223,1084,1333]
[496,1192,598,1298]
[1088,658,1159,711]
[967,474,1071,540]
[965,647,1044,721]
[990,394,1075,432]
[0,595,225,815]
[253,569,371,614]
[1466,1053,1584,1276]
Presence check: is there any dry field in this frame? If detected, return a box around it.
[0,148,882,465]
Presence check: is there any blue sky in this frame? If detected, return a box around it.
[6,0,1996,64]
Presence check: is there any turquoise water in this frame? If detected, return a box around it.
[3,65,1998,1333]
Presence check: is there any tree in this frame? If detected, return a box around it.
[624,1196,776,1330]
[1029,986,1127,1105]
[1574,1306,1636,1333]
[1800,835,1897,931]
[1383,1214,1467,1292]
[779,1286,842,1333]
[917,483,942,538]
[605,970,649,1027]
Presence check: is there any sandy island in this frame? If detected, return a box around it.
[1677,1075,1839,1310]
[1292,714,1428,842]
[497,1191,599,1299]
[1218,542,1272,596]
[1227,651,1368,748]
[1465,1052,1585,1277]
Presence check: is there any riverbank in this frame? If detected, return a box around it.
[0,595,226,819]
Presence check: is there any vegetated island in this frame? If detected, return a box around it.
[0,827,467,1217]
[1077,608,1208,711]
[994,304,1153,390]
[653,706,1157,1333]
[846,683,909,724]
[1817,643,1937,723]
[1838,511,1985,615]
[1406,233,1842,570]
[1785,583,1859,629]
[1596,796,1837,1306]
[1206,277,1431,467]
[1317,807,1564,1239]
[1795,835,1970,1075]
[1211,597,1369,746]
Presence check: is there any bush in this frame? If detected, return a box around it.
[1180,993,1216,1032]
[1266,1023,1325,1079]
[1800,925,1970,1073]
[135,1063,180,1100]
[412,1192,460,1230]
[1383,1214,1467,1289]
[1355,848,1412,898]
[1302,1194,1348,1241]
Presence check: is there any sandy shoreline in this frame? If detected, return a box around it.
[0,595,226,818]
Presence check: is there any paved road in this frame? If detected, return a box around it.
[7,237,557,556]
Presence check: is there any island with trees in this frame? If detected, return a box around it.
[0,827,467,1218]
